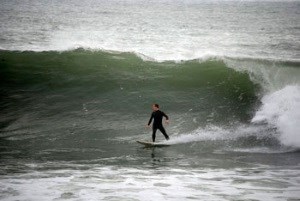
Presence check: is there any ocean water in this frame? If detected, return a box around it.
[0,0,300,200]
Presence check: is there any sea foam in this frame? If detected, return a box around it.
[252,85,300,148]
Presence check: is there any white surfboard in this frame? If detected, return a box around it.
[136,140,170,147]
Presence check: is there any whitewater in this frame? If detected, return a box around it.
[0,0,300,200]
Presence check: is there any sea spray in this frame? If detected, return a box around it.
[252,85,300,148]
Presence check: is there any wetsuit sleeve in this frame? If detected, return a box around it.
[148,113,154,125]
[162,112,169,120]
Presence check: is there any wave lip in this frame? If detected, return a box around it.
[2,46,300,64]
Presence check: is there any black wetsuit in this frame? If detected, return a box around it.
[148,110,169,142]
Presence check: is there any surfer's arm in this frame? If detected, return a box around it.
[162,112,169,120]
[147,113,154,126]
[162,112,169,124]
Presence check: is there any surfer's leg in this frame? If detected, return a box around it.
[159,126,169,140]
[152,128,157,142]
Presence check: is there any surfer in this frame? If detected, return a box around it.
[147,104,170,142]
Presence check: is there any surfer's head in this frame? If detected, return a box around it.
[152,104,159,111]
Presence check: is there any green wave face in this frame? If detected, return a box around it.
[0,50,257,129]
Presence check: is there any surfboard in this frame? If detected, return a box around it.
[136,140,170,147]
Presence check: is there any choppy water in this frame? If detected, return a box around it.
[0,0,300,201]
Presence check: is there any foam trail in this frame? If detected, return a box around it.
[166,125,230,145]
[252,85,300,148]
[166,124,270,145]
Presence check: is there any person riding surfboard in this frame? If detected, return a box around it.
[146,104,170,142]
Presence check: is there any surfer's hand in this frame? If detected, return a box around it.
[146,125,151,128]
[165,120,169,125]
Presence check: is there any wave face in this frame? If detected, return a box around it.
[0,49,299,151]
[0,50,257,125]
